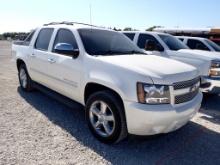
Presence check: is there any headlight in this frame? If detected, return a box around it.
[210,60,220,77]
[137,83,170,104]
[211,60,220,68]
[209,69,220,77]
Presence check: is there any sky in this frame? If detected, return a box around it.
[0,0,220,33]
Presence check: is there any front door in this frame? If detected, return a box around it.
[46,28,82,101]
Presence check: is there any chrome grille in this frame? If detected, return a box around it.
[173,77,200,104]
[175,89,199,104]
[173,77,200,90]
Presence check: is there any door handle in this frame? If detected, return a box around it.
[48,58,56,63]
[30,53,36,57]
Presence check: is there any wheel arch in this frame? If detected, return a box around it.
[16,58,25,71]
[84,82,125,110]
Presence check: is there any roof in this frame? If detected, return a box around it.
[121,31,171,36]
[176,36,207,40]
[154,28,211,34]
[40,21,110,31]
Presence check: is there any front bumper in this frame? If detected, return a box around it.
[124,92,202,135]
[200,76,220,94]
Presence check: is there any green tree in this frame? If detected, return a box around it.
[123,27,133,31]
[146,26,162,31]
[113,27,122,31]
[1,32,29,40]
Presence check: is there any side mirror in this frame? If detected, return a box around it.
[54,43,79,58]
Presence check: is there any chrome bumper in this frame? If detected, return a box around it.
[200,76,220,94]
[124,92,202,136]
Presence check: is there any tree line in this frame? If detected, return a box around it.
[113,26,161,31]
[0,32,30,40]
[0,26,161,40]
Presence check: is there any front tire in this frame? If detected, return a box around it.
[18,64,33,92]
[85,90,127,144]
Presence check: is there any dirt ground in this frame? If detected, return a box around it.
[0,41,220,165]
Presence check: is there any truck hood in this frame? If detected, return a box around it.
[166,50,211,76]
[178,49,220,60]
[97,54,199,85]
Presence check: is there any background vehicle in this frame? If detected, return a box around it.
[153,27,220,46]
[177,36,220,52]
[122,31,220,93]
[12,22,202,143]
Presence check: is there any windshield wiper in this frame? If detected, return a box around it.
[93,50,131,56]
[93,50,146,56]
[92,50,117,56]
[124,50,146,55]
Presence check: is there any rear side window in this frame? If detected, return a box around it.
[24,30,36,45]
[53,29,78,51]
[187,39,209,51]
[123,33,135,41]
[137,34,161,49]
[35,28,54,51]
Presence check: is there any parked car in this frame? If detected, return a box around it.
[122,31,220,93]
[177,36,220,52]
[12,22,202,143]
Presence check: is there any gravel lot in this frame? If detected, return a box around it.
[0,41,220,165]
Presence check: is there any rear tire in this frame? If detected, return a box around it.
[18,64,34,92]
[85,90,127,144]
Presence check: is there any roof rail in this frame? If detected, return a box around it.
[43,21,101,28]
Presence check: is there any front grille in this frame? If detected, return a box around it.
[173,77,200,104]
[173,77,200,90]
[175,88,199,104]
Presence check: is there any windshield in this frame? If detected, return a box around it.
[78,29,145,56]
[205,39,220,52]
[159,34,189,51]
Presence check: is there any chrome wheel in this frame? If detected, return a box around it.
[89,101,115,137]
[19,68,27,88]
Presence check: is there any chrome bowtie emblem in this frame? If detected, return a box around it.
[190,85,197,92]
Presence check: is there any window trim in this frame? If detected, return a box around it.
[34,28,54,51]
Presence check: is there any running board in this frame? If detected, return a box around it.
[33,82,84,110]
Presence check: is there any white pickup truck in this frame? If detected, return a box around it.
[12,22,202,143]
[177,36,220,52]
[122,31,220,93]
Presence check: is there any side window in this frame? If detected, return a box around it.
[178,38,184,41]
[123,33,135,41]
[35,28,54,51]
[53,29,78,52]
[187,39,209,50]
[137,34,162,50]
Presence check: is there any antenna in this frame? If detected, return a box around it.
[89,4,92,25]
[89,3,93,30]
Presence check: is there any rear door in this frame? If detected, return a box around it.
[29,28,54,86]
[46,28,82,101]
